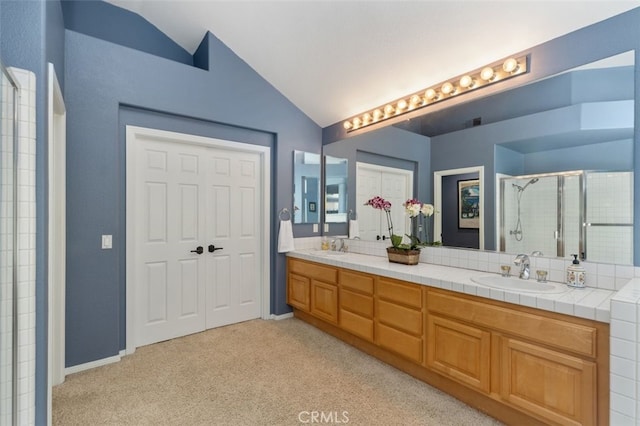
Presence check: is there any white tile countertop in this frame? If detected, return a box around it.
[288,249,616,323]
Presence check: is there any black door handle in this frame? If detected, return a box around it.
[190,246,204,255]
[208,245,223,253]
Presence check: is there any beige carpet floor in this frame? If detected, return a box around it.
[53,318,503,426]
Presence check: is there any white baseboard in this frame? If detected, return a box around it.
[271,312,294,320]
[65,350,126,375]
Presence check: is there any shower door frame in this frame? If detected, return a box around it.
[498,170,586,259]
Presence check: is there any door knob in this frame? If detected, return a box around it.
[208,245,223,253]
[190,246,204,255]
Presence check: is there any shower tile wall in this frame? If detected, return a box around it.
[504,177,559,257]
[587,172,634,265]
[7,68,35,425]
[0,69,16,426]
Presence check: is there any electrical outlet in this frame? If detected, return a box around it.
[313,224,318,233]
[324,223,329,232]
[102,234,113,249]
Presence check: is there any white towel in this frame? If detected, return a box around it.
[349,220,360,239]
[277,219,295,253]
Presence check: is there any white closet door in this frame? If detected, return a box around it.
[129,130,265,348]
[205,149,262,328]
[132,139,208,347]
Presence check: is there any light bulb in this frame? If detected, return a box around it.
[373,109,383,120]
[353,117,362,127]
[460,75,474,89]
[425,88,438,101]
[480,66,495,81]
[343,121,353,130]
[397,99,407,111]
[363,112,372,124]
[503,58,519,73]
[409,94,422,107]
[441,82,455,95]
[384,104,395,116]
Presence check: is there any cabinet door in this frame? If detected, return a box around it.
[311,280,338,324]
[426,315,491,393]
[287,273,310,311]
[499,336,597,426]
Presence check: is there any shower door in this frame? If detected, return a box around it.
[0,63,18,425]
[500,172,583,258]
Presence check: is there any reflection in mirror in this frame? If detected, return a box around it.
[324,50,635,264]
[499,171,634,265]
[293,150,321,224]
[324,156,348,223]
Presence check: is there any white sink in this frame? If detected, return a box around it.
[471,275,568,294]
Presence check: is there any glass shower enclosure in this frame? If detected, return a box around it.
[499,170,634,264]
[0,62,18,426]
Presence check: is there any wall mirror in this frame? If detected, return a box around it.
[293,150,321,224]
[322,50,635,265]
[324,155,348,223]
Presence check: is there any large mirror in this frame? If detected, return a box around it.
[293,150,321,224]
[322,51,635,265]
[324,155,348,223]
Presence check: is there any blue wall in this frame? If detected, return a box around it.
[1,1,65,423]
[61,0,193,66]
[64,26,321,366]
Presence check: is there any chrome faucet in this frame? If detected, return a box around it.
[332,238,346,252]
[513,254,530,280]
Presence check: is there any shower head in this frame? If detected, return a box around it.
[512,178,539,192]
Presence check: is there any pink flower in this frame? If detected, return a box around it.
[364,196,391,212]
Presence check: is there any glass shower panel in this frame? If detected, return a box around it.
[585,171,634,265]
[0,64,17,425]
[502,175,559,256]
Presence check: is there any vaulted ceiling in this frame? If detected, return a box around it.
[106,1,638,128]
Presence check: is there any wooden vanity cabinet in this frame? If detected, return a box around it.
[426,313,491,393]
[338,269,374,341]
[287,258,339,324]
[426,288,605,426]
[287,258,609,426]
[375,277,424,363]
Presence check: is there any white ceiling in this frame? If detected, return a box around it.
[106,1,638,128]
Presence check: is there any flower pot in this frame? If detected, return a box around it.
[386,247,421,265]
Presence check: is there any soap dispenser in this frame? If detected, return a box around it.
[566,254,586,288]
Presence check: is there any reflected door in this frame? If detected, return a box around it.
[356,163,412,241]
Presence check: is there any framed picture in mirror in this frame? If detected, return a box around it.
[458,179,480,229]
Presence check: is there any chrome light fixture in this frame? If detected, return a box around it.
[343,54,529,132]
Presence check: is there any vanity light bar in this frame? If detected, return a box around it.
[343,54,529,132]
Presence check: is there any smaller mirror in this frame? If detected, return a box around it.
[293,151,321,224]
[324,155,348,223]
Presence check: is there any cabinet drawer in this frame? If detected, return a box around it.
[377,277,422,308]
[289,258,338,284]
[377,323,422,363]
[340,270,374,295]
[340,289,373,318]
[427,290,597,358]
[377,299,422,336]
[287,273,310,311]
[340,310,374,341]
